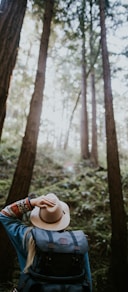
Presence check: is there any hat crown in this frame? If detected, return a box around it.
[39,194,63,224]
[30,193,70,231]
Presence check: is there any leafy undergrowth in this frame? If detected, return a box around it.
[0,145,128,292]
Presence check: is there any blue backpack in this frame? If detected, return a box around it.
[17,229,90,292]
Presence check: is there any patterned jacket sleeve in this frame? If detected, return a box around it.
[1,197,33,219]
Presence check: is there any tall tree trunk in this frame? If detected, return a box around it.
[0,0,54,282]
[99,1,128,291]
[80,0,89,159]
[64,92,80,150]
[0,0,27,126]
[6,0,54,205]
[90,70,98,166]
[89,0,98,166]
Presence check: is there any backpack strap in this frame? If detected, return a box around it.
[70,230,81,252]
[28,267,85,283]
[45,230,56,250]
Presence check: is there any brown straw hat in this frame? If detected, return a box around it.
[30,193,70,231]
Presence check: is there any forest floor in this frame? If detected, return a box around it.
[0,145,128,292]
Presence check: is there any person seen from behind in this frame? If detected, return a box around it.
[0,193,92,291]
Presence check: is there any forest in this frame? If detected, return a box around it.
[0,0,128,291]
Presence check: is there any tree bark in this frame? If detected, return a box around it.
[0,104,6,140]
[90,70,98,166]
[0,0,54,282]
[80,0,89,159]
[99,0,128,291]
[89,0,98,166]
[0,0,27,123]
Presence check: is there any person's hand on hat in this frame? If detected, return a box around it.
[30,194,56,209]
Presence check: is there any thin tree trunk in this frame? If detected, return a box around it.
[80,0,89,159]
[64,92,80,150]
[99,0,127,291]
[90,0,98,166]
[90,70,98,166]
[0,0,54,282]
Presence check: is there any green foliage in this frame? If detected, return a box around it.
[0,147,111,291]
[31,0,45,13]
[0,144,127,291]
[0,145,19,203]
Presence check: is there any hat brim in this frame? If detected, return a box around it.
[30,201,70,231]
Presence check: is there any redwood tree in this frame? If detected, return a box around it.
[0,0,54,281]
[0,0,27,137]
[99,0,127,291]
